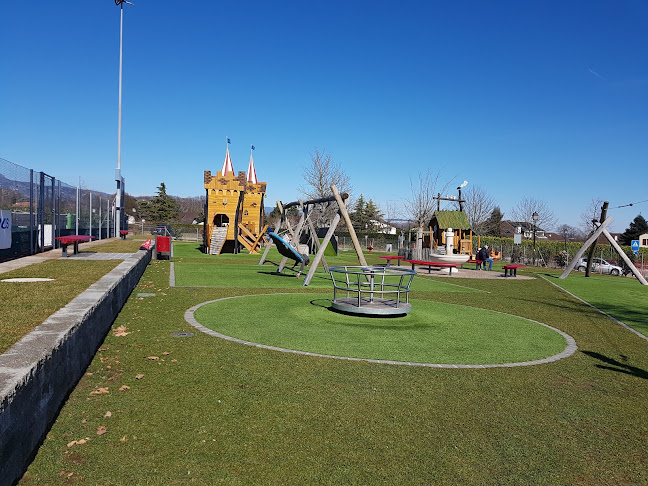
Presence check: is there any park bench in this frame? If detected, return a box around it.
[503,264,525,277]
[119,230,131,240]
[379,255,404,267]
[55,235,95,257]
[404,259,461,275]
[464,258,484,270]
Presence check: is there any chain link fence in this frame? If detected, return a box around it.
[0,157,121,261]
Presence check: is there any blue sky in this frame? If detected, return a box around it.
[1,1,647,232]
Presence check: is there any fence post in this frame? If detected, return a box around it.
[29,169,34,254]
[75,180,79,235]
[38,172,45,252]
[89,192,92,238]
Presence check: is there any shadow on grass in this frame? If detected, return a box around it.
[540,273,561,279]
[257,270,333,284]
[582,350,648,380]
[309,299,415,325]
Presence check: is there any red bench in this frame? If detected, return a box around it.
[119,230,131,240]
[55,235,95,257]
[503,264,525,277]
[464,258,484,270]
[404,259,461,275]
[379,255,404,267]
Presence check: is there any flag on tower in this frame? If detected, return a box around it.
[221,146,234,176]
[247,150,258,184]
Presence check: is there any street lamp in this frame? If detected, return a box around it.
[532,211,539,266]
[457,180,468,212]
[563,227,569,268]
[563,228,568,251]
[115,0,133,238]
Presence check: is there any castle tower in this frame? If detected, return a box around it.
[204,144,267,254]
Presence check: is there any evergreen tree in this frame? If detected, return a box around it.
[620,215,648,245]
[138,182,181,223]
[482,206,503,236]
[267,205,282,229]
[364,199,384,231]
[351,194,368,229]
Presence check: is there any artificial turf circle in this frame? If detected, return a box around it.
[188,293,576,367]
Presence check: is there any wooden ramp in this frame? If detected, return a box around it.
[209,227,228,255]
[237,224,268,254]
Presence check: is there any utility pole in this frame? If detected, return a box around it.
[115,0,133,237]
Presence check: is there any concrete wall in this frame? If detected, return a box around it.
[0,248,152,486]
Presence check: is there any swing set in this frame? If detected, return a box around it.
[259,185,368,286]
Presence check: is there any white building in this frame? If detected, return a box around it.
[639,233,648,247]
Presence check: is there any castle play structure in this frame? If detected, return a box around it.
[203,144,268,255]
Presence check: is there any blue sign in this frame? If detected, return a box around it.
[631,240,640,254]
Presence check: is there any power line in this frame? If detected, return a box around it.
[611,199,648,209]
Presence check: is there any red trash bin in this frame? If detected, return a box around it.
[156,236,171,259]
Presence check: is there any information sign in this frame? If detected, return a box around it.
[631,240,640,255]
[0,210,11,249]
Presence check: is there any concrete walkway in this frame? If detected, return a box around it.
[0,238,124,275]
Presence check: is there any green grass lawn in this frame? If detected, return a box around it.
[173,242,477,293]
[542,272,648,336]
[0,260,120,353]
[18,249,648,484]
[195,293,567,364]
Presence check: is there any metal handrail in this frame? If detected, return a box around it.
[329,265,416,308]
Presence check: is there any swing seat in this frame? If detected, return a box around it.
[268,232,310,276]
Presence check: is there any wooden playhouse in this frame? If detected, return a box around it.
[427,210,473,254]
[203,147,267,254]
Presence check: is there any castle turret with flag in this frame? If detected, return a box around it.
[203,139,267,254]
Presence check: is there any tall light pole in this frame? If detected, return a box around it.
[532,211,539,266]
[115,0,133,237]
[563,228,569,267]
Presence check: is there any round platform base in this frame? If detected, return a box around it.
[331,297,411,316]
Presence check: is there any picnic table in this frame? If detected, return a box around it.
[55,235,94,257]
[379,255,404,267]
[404,259,461,275]
[503,264,525,277]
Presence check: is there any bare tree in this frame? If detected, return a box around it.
[404,170,437,229]
[579,197,605,234]
[299,148,353,227]
[510,197,557,231]
[381,200,402,222]
[300,148,352,200]
[555,223,584,240]
[404,170,452,258]
[463,185,495,235]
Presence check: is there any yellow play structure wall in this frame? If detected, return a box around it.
[204,170,266,249]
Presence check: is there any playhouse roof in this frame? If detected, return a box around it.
[247,152,258,184]
[221,147,234,176]
[430,210,471,230]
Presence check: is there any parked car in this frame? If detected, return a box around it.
[151,225,173,237]
[575,257,623,276]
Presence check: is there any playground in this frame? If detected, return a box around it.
[6,235,645,485]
